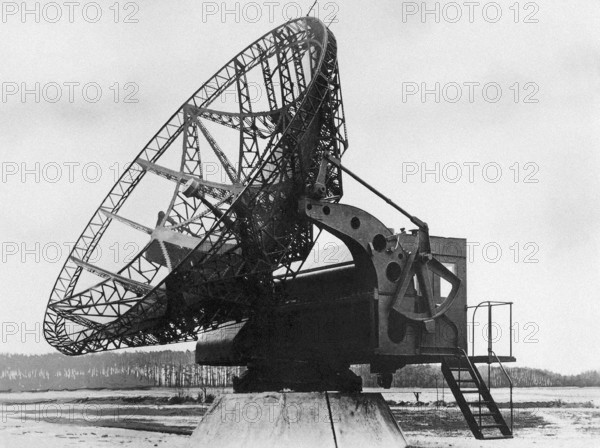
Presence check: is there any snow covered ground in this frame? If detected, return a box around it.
[0,387,598,447]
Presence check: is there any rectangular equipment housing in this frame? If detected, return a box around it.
[195,235,468,367]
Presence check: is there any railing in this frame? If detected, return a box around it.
[467,301,513,359]
[457,346,479,384]
[467,301,515,435]
[490,350,514,433]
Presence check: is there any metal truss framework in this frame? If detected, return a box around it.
[44,18,348,355]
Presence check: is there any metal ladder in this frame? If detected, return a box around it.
[441,350,513,440]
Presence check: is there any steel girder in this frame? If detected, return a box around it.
[44,18,348,355]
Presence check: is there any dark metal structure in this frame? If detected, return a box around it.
[44,17,514,441]
[44,18,346,354]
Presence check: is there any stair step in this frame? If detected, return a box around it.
[467,401,492,406]
[480,424,507,429]
[476,413,498,417]
[456,379,476,383]
[460,390,481,393]
[482,435,514,440]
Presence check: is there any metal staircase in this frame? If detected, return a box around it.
[442,350,513,440]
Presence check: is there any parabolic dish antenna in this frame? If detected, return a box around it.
[41,16,514,444]
[44,17,347,355]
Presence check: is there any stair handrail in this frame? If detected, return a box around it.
[462,347,485,422]
[456,347,482,387]
[489,350,514,433]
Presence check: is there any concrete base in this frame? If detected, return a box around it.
[187,392,408,448]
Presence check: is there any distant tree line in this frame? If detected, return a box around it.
[0,351,598,392]
[352,364,600,388]
[0,351,243,391]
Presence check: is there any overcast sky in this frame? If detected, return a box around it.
[0,0,599,374]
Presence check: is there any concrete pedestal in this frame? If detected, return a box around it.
[186,392,408,448]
